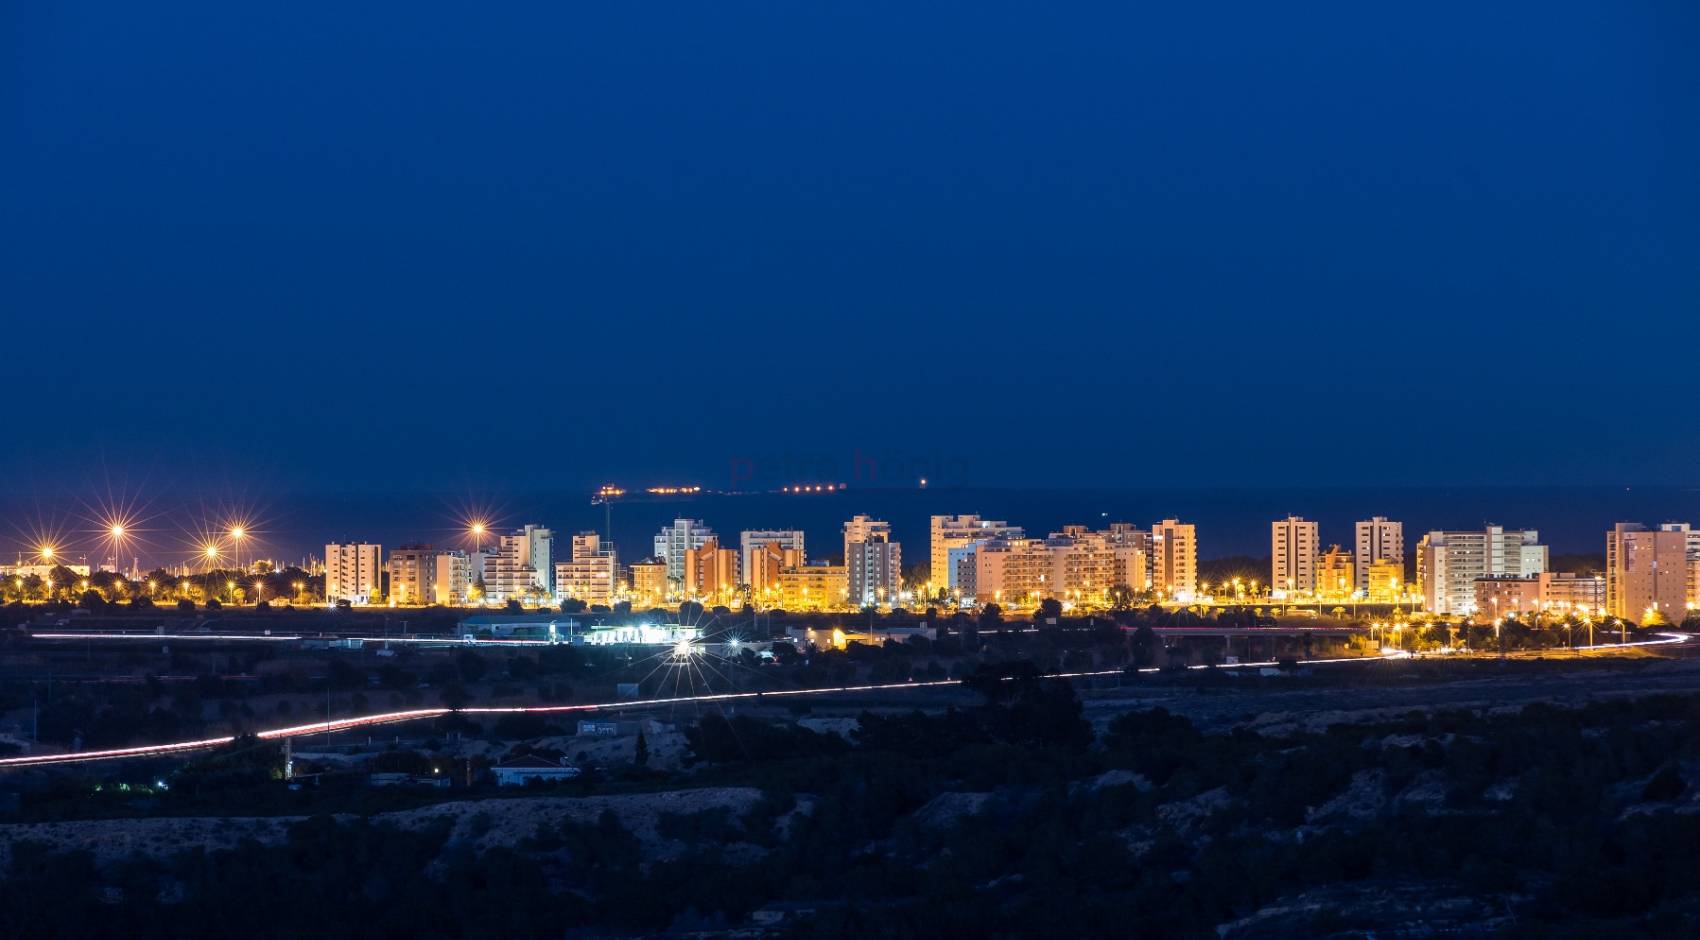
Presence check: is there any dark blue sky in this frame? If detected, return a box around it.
[5,1,1697,499]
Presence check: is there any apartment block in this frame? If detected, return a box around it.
[1605,523,1689,622]
[555,532,618,607]
[776,563,848,611]
[1354,517,1404,591]
[846,523,901,607]
[842,515,892,563]
[1150,519,1197,600]
[1315,545,1356,602]
[930,515,1024,591]
[1271,516,1319,596]
[654,518,716,587]
[325,542,382,604]
[387,544,438,605]
[1416,526,1546,614]
[627,558,668,607]
[683,537,741,603]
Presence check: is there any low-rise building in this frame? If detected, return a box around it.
[1314,545,1356,602]
[776,563,848,611]
[1539,572,1606,613]
[627,558,669,607]
[1472,572,1605,620]
[1473,575,1543,619]
[1365,559,1405,603]
[492,755,581,786]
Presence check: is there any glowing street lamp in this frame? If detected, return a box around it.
[228,526,246,572]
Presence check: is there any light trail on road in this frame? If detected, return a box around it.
[31,633,306,642]
[1,635,1688,770]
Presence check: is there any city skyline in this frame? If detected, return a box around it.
[9,494,1697,624]
[5,5,1700,932]
[10,482,1700,571]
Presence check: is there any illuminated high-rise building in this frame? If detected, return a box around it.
[325,542,382,604]
[1354,517,1404,592]
[555,532,618,607]
[930,515,1023,592]
[741,530,805,595]
[1605,523,1689,622]
[654,518,716,588]
[484,525,553,602]
[683,537,741,604]
[1416,526,1545,615]
[1271,516,1319,596]
[845,516,901,607]
[842,515,892,563]
[387,544,439,605]
[1150,519,1197,600]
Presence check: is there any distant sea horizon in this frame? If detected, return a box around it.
[6,485,1697,572]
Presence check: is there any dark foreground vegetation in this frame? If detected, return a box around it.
[5,665,1700,937]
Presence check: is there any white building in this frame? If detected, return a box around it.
[517,524,554,592]
[844,517,900,607]
[847,538,902,608]
[740,530,805,586]
[325,542,382,604]
[930,515,1024,593]
[434,551,471,605]
[484,525,553,603]
[555,532,618,607]
[1416,526,1546,615]
[1150,519,1197,600]
[742,530,805,598]
[1270,516,1319,597]
[842,515,892,563]
[1353,517,1404,592]
[493,755,582,786]
[654,518,716,588]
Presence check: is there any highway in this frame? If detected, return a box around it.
[1,633,1688,770]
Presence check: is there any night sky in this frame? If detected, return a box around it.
[5,2,1697,503]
